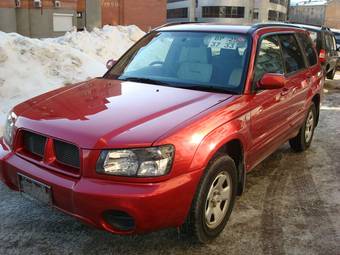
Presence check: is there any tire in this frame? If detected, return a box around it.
[327,67,336,80]
[181,154,237,243]
[289,103,317,152]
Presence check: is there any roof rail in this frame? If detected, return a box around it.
[321,26,331,30]
[251,22,300,29]
[286,22,333,31]
[248,22,308,33]
[150,21,203,32]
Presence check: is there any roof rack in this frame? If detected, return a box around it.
[286,22,331,31]
[151,21,203,31]
[321,26,331,30]
[248,22,310,33]
[251,22,301,29]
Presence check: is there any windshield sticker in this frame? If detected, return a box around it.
[208,35,245,50]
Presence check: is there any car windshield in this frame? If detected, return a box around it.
[105,31,250,94]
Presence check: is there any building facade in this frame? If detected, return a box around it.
[289,1,326,26]
[0,0,166,38]
[77,0,166,32]
[167,0,288,24]
[289,0,340,29]
[0,0,77,37]
[324,0,340,29]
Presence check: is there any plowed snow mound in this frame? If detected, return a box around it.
[0,25,145,132]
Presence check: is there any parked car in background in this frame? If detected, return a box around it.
[331,29,340,69]
[331,29,340,49]
[0,23,324,243]
[291,24,338,79]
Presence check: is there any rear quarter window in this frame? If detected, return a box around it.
[296,33,318,66]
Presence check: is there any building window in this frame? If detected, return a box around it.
[167,0,186,2]
[253,10,259,19]
[268,10,286,21]
[270,0,286,6]
[278,12,286,21]
[167,8,188,19]
[268,10,277,21]
[202,6,245,18]
[53,13,74,32]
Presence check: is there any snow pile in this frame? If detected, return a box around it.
[0,25,145,133]
[46,25,145,63]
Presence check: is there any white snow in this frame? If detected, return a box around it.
[0,25,145,133]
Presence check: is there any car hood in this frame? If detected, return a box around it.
[14,79,233,149]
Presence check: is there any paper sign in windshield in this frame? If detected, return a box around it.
[208,35,245,50]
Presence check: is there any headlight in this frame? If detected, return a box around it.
[96,145,174,177]
[3,111,17,148]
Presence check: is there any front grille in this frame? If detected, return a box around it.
[23,131,46,157]
[54,140,80,169]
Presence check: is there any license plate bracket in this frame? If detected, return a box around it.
[18,174,52,205]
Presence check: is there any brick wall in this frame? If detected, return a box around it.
[0,0,16,8]
[123,0,166,31]
[101,0,166,31]
[325,0,340,29]
[101,0,121,26]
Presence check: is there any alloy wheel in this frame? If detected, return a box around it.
[205,172,232,229]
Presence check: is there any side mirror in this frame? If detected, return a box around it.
[257,73,286,90]
[106,59,117,70]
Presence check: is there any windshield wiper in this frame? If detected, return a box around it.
[119,77,172,86]
[178,85,238,94]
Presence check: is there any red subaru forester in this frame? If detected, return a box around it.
[0,23,324,243]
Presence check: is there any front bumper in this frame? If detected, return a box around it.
[0,138,202,234]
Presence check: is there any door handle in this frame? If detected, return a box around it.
[306,74,313,83]
[280,87,290,96]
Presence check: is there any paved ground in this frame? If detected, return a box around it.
[1,74,340,255]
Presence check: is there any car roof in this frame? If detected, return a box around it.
[158,23,252,33]
[289,23,330,32]
[157,22,305,34]
[331,29,340,35]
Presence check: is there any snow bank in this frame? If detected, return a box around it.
[46,25,145,63]
[0,25,145,133]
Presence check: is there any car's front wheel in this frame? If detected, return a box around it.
[182,154,237,243]
[289,103,316,152]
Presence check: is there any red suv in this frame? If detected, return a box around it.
[0,23,324,243]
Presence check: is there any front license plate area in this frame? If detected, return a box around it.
[18,174,52,205]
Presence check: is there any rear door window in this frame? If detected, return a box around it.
[296,33,318,66]
[278,34,306,74]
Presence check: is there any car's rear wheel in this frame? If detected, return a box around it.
[327,67,336,80]
[289,103,316,152]
[182,154,237,243]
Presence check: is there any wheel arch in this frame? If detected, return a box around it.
[214,139,245,196]
[191,135,246,196]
